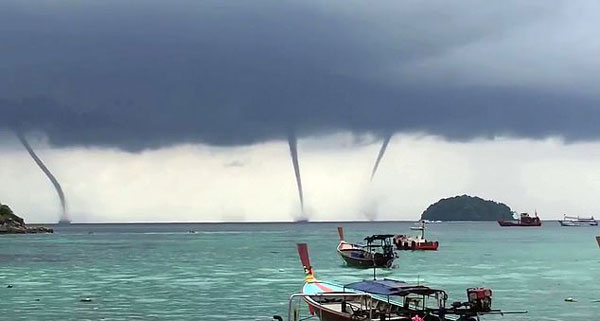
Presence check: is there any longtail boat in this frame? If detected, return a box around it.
[336,227,396,268]
[275,243,526,321]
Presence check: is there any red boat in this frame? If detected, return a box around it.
[498,212,542,227]
[394,221,439,251]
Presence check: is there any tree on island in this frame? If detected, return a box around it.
[421,195,514,221]
[0,203,24,224]
[0,202,53,234]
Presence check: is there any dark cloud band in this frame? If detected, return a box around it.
[1,1,598,150]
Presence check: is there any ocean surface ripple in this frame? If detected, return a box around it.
[1,222,598,320]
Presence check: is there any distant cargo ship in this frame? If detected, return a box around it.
[559,215,597,227]
[498,212,542,227]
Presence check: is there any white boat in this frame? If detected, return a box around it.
[410,221,426,230]
[558,215,598,227]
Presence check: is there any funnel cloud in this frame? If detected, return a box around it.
[16,131,69,223]
[287,130,305,217]
[370,134,393,181]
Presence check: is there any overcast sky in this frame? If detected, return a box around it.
[1,1,600,222]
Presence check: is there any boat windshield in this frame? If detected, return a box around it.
[361,236,395,255]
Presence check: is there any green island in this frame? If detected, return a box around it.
[0,202,53,234]
[421,195,514,221]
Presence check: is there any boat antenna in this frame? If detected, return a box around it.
[417,274,420,286]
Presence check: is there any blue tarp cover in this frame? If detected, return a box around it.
[344,279,442,296]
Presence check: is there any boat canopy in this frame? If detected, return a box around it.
[364,234,395,242]
[344,279,444,297]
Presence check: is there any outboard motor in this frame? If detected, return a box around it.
[467,288,492,312]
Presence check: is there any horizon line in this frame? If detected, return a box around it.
[29,219,564,225]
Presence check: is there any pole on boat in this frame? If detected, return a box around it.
[297,243,311,270]
[337,227,344,241]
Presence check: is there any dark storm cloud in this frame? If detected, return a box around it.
[1,0,599,150]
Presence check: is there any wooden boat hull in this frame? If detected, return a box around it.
[337,249,394,268]
[301,281,363,321]
[336,240,395,268]
[304,299,354,321]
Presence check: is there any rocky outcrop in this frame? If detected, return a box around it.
[0,203,53,234]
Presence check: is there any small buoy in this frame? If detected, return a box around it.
[278,269,285,272]
[565,297,576,302]
[6,284,13,288]
[80,298,93,302]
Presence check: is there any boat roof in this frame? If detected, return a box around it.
[344,279,444,296]
[364,234,395,242]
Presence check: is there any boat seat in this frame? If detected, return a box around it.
[346,302,365,314]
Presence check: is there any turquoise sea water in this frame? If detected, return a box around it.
[1,222,599,320]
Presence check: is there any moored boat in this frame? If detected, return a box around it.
[394,221,439,251]
[336,227,396,268]
[498,212,541,227]
[277,243,526,321]
[410,222,425,231]
[558,215,598,227]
